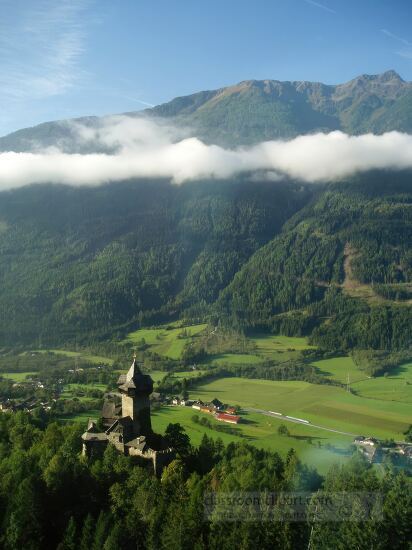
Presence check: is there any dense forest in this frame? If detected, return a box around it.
[0,171,411,352]
[0,178,311,345]
[218,171,412,350]
[0,412,410,549]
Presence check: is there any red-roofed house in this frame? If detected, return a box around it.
[215,413,240,424]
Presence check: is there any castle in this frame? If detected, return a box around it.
[81,357,174,475]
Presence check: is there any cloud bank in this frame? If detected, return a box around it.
[1,116,412,190]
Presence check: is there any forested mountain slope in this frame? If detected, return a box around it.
[0,178,311,345]
[218,171,412,350]
[0,171,410,350]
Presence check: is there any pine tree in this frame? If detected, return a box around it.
[80,514,94,550]
[58,517,77,550]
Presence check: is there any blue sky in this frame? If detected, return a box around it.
[1,0,412,135]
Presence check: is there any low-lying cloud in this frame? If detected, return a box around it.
[1,116,412,190]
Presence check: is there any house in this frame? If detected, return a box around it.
[200,406,214,414]
[0,401,14,413]
[180,399,194,407]
[172,397,180,405]
[210,398,224,410]
[354,436,378,447]
[226,406,237,415]
[215,413,240,424]
[191,400,204,410]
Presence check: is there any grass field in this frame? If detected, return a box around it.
[60,383,107,403]
[113,369,205,383]
[311,356,368,384]
[250,333,315,354]
[351,362,412,403]
[188,377,411,441]
[208,353,264,365]
[151,405,353,474]
[61,382,107,394]
[59,410,101,423]
[33,349,114,365]
[124,323,207,359]
[170,370,207,379]
[205,333,314,365]
[0,371,37,381]
[147,370,168,383]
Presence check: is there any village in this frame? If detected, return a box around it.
[170,396,241,424]
[353,435,412,465]
[1,361,412,469]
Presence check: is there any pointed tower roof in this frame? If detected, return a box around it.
[125,355,141,385]
[118,355,153,394]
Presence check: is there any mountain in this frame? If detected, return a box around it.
[0,170,411,350]
[0,70,411,151]
[150,70,412,145]
[0,71,411,350]
[218,171,412,350]
[0,178,311,345]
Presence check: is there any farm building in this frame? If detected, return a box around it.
[215,413,240,424]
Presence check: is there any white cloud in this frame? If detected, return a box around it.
[0,0,90,101]
[0,117,412,190]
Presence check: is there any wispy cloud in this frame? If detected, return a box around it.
[381,28,412,60]
[304,0,336,14]
[0,0,91,101]
[381,29,412,47]
[117,95,155,108]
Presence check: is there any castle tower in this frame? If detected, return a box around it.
[118,356,153,437]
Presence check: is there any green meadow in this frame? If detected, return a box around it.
[61,382,107,400]
[207,334,313,365]
[208,353,263,365]
[59,410,101,423]
[188,377,411,441]
[147,370,168,383]
[1,372,37,381]
[250,333,315,354]
[311,356,368,384]
[151,405,352,474]
[351,362,412,403]
[124,323,207,359]
[124,327,314,364]
[33,349,114,365]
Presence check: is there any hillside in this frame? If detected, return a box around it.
[218,171,412,350]
[0,178,311,345]
[0,71,411,350]
[0,171,410,350]
[0,70,411,151]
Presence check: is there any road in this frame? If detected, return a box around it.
[243,407,358,437]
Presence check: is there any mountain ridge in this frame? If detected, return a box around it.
[0,70,411,151]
